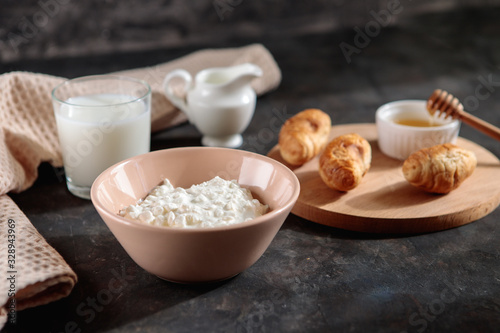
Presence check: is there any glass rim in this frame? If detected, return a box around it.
[51,74,152,107]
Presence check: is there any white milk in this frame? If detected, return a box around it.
[55,93,150,189]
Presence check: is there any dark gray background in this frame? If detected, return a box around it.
[2,1,500,332]
[0,0,496,63]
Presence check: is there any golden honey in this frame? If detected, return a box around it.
[394,119,441,127]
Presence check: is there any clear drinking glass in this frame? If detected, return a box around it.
[51,75,151,199]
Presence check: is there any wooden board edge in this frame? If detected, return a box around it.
[291,194,500,234]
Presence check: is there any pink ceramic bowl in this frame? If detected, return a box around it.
[90,147,300,283]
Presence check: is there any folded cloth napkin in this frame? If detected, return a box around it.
[0,43,281,328]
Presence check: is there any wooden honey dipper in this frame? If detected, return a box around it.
[427,89,500,141]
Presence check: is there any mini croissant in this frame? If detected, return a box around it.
[318,133,372,191]
[402,143,477,194]
[279,109,331,165]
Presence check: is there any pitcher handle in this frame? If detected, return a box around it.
[163,69,193,120]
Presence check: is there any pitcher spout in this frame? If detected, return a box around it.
[196,63,262,91]
[224,63,263,90]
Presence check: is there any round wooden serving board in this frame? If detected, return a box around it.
[267,123,500,234]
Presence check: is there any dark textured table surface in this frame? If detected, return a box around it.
[3,7,500,333]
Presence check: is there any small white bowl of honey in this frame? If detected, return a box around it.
[376,100,460,160]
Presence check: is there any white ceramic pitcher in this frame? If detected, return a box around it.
[163,63,262,148]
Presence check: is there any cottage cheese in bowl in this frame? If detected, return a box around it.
[119,176,268,228]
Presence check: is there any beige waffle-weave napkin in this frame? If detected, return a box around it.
[0,43,281,328]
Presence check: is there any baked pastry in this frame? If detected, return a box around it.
[318,133,372,191]
[402,143,477,194]
[279,109,331,165]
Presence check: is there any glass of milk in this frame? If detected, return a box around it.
[52,75,151,199]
